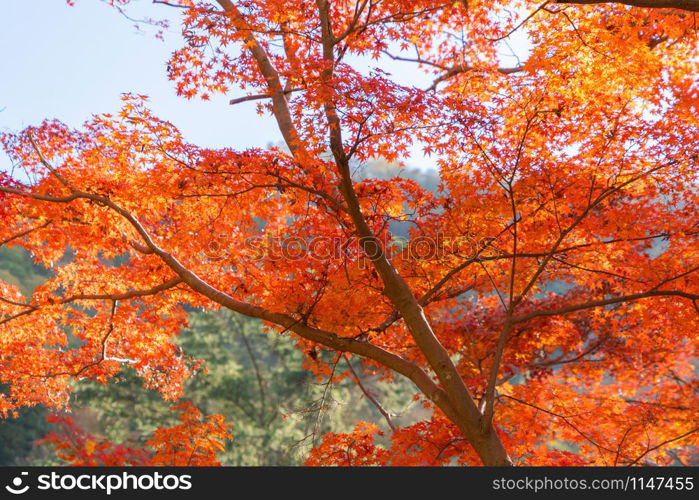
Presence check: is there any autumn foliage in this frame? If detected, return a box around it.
[41,403,230,466]
[0,0,697,466]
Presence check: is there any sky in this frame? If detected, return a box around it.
[1,1,281,158]
[1,0,527,174]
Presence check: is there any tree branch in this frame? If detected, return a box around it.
[0,182,460,428]
[512,290,699,324]
[312,0,511,465]
[626,427,699,466]
[229,87,303,106]
[344,354,396,431]
[0,220,52,247]
[557,0,699,12]
[215,0,306,158]
[429,64,524,91]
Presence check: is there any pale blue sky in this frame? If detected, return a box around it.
[1,0,527,174]
[1,1,281,157]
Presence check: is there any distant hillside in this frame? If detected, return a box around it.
[0,246,51,297]
[355,159,440,194]
[0,246,54,465]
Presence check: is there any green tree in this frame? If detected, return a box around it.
[67,309,419,465]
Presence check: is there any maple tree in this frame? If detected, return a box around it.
[1,0,698,466]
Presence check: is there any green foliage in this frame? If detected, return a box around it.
[0,402,53,465]
[70,310,419,465]
[0,246,51,296]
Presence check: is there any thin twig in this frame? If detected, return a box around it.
[344,354,396,431]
